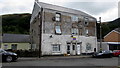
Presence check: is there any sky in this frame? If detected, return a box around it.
[0,0,119,22]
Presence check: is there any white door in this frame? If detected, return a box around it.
[77,45,80,55]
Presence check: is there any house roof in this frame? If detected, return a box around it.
[104,28,120,38]
[114,28,120,33]
[2,34,30,43]
[37,2,95,19]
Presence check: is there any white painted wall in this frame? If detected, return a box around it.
[41,34,97,55]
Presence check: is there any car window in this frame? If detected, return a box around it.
[0,49,6,53]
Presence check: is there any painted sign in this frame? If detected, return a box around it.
[72,37,76,40]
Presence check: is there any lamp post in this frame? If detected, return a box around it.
[99,17,102,52]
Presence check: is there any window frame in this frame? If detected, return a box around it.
[84,17,89,26]
[11,44,17,50]
[71,28,79,35]
[86,43,92,50]
[72,16,78,22]
[52,44,61,52]
[55,25,62,35]
[55,13,61,22]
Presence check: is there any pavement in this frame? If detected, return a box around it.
[18,55,92,60]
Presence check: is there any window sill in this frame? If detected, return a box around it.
[52,51,61,53]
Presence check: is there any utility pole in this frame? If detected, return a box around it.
[99,17,102,52]
[38,8,43,58]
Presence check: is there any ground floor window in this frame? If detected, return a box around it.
[109,44,120,50]
[86,43,92,50]
[4,45,8,50]
[11,44,17,50]
[52,44,60,52]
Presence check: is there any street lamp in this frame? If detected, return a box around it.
[98,17,102,52]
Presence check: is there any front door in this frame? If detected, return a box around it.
[77,45,81,55]
[67,45,70,54]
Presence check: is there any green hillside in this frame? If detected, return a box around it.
[2,13,31,34]
[97,18,120,39]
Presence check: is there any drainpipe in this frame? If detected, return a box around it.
[39,7,43,58]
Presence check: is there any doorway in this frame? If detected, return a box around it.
[77,45,81,55]
[67,45,70,54]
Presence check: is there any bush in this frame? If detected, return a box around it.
[7,49,39,57]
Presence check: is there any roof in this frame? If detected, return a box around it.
[37,2,95,18]
[104,28,120,38]
[114,28,120,33]
[2,34,30,43]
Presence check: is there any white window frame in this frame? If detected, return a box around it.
[55,13,61,22]
[86,43,92,50]
[86,29,89,35]
[11,44,17,50]
[52,44,61,52]
[71,28,78,35]
[4,45,8,50]
[72,16,78,22]
[55,26,62,35]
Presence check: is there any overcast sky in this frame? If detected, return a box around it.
[0,0,119,22]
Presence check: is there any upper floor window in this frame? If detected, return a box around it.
[72,16,78,22]
[71,28,78,35]
[84,18,89,26]
[86,29,89,35]
[55,13,61,22]
[84,29,89,36]
[55,26,62,35]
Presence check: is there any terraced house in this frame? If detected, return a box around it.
[30,0,97,56]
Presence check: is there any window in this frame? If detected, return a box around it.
[84,18,89,26]
[11,44,17,50]
[4,45,8,50]
[72,16,78,21]
[86,43,91,50]
[86,29,89,35]
[55,13,61,22]
[52,44,60,52]
[55,26,62,35]
[71,28,78,35]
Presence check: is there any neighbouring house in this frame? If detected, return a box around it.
[1,34,31,50]
[30,1,97,56]
[104,28,120,51]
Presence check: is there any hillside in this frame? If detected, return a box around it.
[2,13,31,34]
[97,18,120,39]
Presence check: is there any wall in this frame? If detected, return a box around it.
[41,34,97,55]
[97,42,109,52]
[1,43,30,50]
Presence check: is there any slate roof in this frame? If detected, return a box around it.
[114,28,120,33]
[3,34,30,43]
[38,2,95,18]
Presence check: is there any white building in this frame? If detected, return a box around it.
[30,1,97,56]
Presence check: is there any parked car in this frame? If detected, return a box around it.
[92,50,113,58]
[0,49,18,62]
[112,50,120,57]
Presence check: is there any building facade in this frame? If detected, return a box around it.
[30,1,97,56]
[1,34,31,50]
[104,28,120,51]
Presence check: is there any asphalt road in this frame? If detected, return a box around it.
[2,57,119,66]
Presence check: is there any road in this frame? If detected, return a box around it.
[2,57,119,66]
